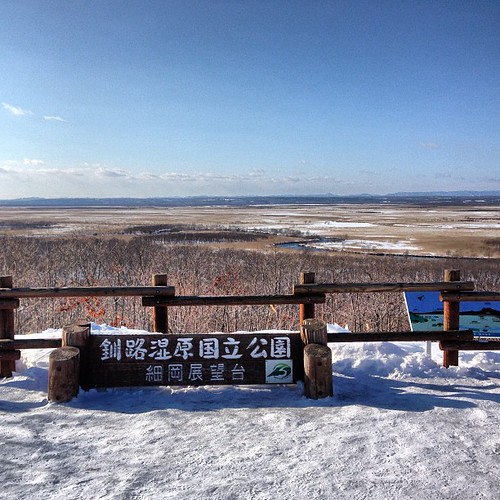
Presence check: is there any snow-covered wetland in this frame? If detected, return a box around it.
[1,200,499,257]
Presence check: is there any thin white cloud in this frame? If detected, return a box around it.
[43,115,66,122]
[23,158,45,167]
[2,102,34,116]
[420,142,439,150]
[94,167,131,179]
[485,176,500,183]
[2,102,66,122]
[3,161,493,199]
[248,169,266,178]
[137,172,161,181]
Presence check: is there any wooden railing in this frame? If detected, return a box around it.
[1,269,498,379]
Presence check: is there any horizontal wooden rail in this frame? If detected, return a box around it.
[327,330,474,343]
[0,351,21,361]
[294,281,475,294]
[0,338,62,350]
[0,286,175,299]
[440,340,500,351]
[440,291,500,302]
[0,299,19,309]
[143,293,326,307]
[1,330,475,351]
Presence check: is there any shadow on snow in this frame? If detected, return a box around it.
[2,370,498,415]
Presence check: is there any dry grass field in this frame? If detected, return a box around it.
[1,200,499,334]
[1,202,499,257]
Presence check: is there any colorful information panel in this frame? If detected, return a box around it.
[86,332,303,388]
[404,291,500,339]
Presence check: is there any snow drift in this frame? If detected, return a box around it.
[1,324,499,499]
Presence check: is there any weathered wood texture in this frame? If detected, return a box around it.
[0,276,16,377]
[294,281,475,294]
[301,318,327,345]
[440,341,500,351]
[326,330,474,343]
[0,286,175,298]
[441,291,500,302]
[299,272,316,326]
[443,270,461,367]
[0,350,21,361]
[62,323,91,391]
[143,293,326,307]
[85,333,303,388]
[0,331,475,351]
[152,274,169,333]
[303,343,333,399]
[47,347,80,403]
[62,323,91,348]
[0,299,20,309]
[0,338,62,350]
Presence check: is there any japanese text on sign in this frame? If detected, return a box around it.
[99,335,292,362]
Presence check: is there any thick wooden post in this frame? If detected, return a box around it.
[304,344,333,399]
[299,272,316,327]
[152,274,169,333]
[48,347,80,403]
[301,318,333,399]
[0,350,21,362]
[443,269,460,367]
[62,323,91,390]
[0,276,16,378]
[301,318,328,345]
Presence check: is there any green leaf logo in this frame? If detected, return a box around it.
[267,363,292,379]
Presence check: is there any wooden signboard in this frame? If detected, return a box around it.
[404,291,500,339]
[85,333,303,388]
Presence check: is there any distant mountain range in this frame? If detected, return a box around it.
[388,190,500,197]
[0,191,499,207]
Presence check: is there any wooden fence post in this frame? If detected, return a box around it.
[48,347,80,403]
[299,272,316,327]
[443,269,460,367]
[0,276,16,378]
[62,323,91,390]
[301,318,333,399]
[301,318,328,345]
[152,274,169,333]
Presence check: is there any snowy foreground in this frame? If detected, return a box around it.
[1,325,499,500]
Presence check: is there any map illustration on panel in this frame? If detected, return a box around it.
[404,291,500,339]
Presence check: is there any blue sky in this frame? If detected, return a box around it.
[1,0,499,198]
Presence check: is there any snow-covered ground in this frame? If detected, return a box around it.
[1,325,499,499]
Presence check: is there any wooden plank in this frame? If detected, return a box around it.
[0,276,15,377]
[85,332,303,388]
[299,272,316,326]
[441,291,500,302]
[0,299,20,309]
[327,330,474,343]
[142,293,326,307]
[440,340,500,351]
[0,338,62,350]
[0,350,21,361]
[294,281,475,294]
[0,286,175,299]
[443,270,460,367]
[3,332,475,350]
[152,274,169,333]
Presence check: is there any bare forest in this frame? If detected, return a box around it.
[1,235,498,335]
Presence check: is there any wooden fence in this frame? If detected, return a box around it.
[1,269,499,381]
